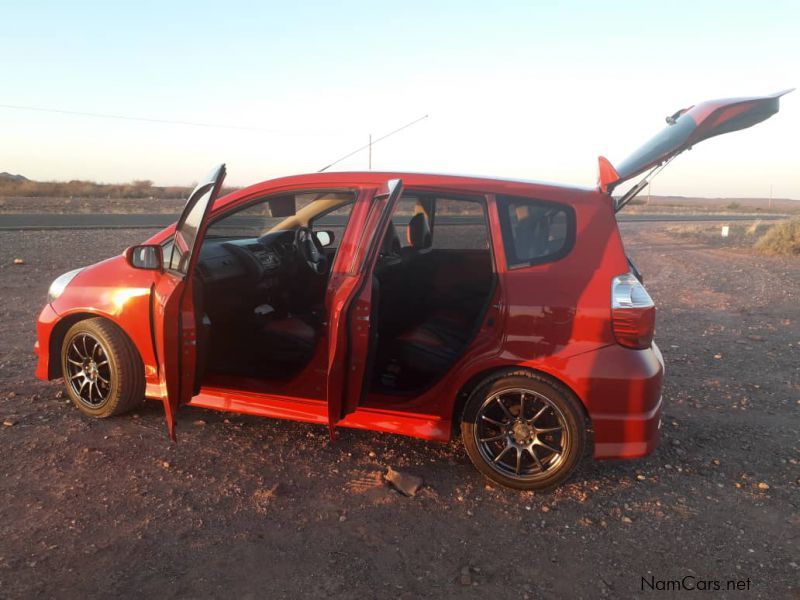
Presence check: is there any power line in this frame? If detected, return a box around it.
[0,102,313,134]
[1,102,431,170]
[318,114,429,172]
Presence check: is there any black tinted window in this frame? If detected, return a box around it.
[497,196,574,267]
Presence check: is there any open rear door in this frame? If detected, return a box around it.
[326,179,404,438]
[153,164,226,440]
[598,90,792,203]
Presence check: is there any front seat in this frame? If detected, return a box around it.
[259,315,317,367]
[397,211,436,320]
[401,211,432,258]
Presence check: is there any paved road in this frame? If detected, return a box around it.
[0,212,789,230]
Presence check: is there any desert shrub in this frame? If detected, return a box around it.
[754,218,800,256]
[0,177,238,200]
[726,201,742,210]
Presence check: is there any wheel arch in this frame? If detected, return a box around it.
[451,365,593,436]
[48,312,141,379]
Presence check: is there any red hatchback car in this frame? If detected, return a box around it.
[35,92,788,489]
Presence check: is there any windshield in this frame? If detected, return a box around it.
[204,191,355,240]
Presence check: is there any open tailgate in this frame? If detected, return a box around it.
[599,90,793,198]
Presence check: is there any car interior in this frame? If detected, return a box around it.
[183,190,495,396]
[370,194,495,393]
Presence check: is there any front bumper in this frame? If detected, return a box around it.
[34,303,60,381]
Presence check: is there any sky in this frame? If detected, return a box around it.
[1,0,798,198]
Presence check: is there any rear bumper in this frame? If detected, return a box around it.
[592,393,662,460]
[561,341,664,460]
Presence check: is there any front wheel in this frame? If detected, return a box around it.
[461,373,586,491]
[61,318,145,418]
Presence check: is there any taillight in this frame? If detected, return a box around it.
[611,273,655,349]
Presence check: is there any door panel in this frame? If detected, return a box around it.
[153,271,184,440]
[426,249,493,308]
[155,164,226,440]
[326,179,403,436]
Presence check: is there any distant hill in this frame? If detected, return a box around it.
[0,176,237,200]
[0,172,29,182]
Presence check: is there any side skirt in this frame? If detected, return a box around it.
[186,386,451,442]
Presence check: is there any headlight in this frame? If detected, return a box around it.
[48,268,84,303]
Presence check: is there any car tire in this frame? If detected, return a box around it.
[61,318,145,418]
[461,371,586,491]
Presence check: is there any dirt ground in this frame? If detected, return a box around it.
[0,223,798,599]
[0,196,185,214]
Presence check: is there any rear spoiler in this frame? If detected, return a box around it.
[599,155,676,213]
[598,157,620,195]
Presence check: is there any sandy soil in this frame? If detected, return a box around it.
[0,197,185,214]
[0,224,797,599]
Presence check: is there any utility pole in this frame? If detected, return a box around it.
[318,114,429,172]
[769,184,773,210]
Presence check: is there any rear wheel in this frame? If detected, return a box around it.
[61,318,144,418]
[461,372,586,491]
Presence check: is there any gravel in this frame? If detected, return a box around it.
[0,223,797,598]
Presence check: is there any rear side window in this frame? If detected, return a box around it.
[384,195,490,251]
[497,195,574,268]
[432,198,489,250]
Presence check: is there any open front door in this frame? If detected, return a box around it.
[153,164,226,440]
[326,179,403,438]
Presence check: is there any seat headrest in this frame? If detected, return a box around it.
[406,212,431,249]
[382,223,402,255]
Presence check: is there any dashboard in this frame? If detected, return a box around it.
[196,230,295,284]
[192,228,327,324]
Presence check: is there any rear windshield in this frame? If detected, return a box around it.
[496,195,575,268]
[614,114,696,180]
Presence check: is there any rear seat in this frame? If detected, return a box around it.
[378,209,491,377]
[393,310,472,374]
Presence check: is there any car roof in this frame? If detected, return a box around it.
[216,170,600,210]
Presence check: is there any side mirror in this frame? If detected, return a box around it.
[315,230,334,247]
[125,245,163,271]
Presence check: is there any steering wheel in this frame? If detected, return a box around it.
[295,226,329,275]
